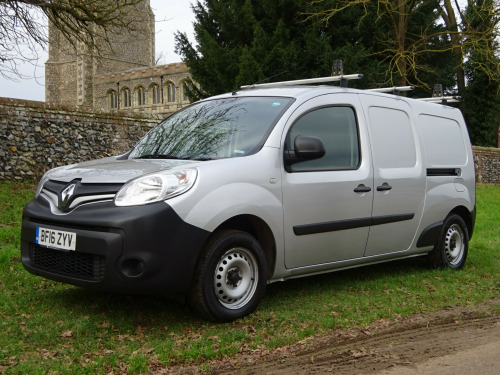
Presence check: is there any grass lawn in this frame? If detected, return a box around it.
[0,182,498,374]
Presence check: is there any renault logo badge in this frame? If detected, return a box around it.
[60,183,76,209]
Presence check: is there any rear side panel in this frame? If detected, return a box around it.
[412,102,475,246]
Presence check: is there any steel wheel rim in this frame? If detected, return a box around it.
[444,223,465,266]
[214,247,258,310]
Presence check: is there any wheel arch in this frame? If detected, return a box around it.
[449,205,474,240]
[210,214,276,280]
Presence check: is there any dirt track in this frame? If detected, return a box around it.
[162,299,500,374]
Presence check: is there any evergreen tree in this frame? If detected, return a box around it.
[175,0,460,99]
[175,0,383,99]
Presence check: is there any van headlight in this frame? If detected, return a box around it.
[114,169,197,206]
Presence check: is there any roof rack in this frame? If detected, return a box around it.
[366,86,415,94]
[417,84,461,104]
[240,59,363,89]
[240,74,363,89]
[240,61,460,105]
[417,96,462,104]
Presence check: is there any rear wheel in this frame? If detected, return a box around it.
[189,230,267,322]
[428,214,468,270]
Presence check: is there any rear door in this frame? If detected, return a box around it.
[281,93,374,269]
[359,94,426,256]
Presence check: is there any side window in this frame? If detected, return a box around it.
[368,107,416,168]
[182,81,192,101]
[136,86,145,106]
[107,90,117,109]
[166,82,176,102]
[151,84,161,104]
[287,106,360,172]
[122,88,131,108]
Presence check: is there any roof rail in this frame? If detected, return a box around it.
[240,74,363,89]
[366,86,415,94]
[240,64,459,106]
[417,96,462,104]
[416,84,461,104]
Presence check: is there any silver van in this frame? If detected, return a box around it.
[21,77,476,321]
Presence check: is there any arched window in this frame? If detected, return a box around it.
[136,86,145,106]
[151,84,161,104]
[122,88,131,108]
[166,82,175,102]
[182,81,193,101]
[107,90,118,109]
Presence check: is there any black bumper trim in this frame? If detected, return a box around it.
[27,243,105,281]
[21,198,211,294]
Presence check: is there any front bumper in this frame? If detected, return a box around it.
[21,197,210,294]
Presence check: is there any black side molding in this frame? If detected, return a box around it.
[372,213,414,226]
[294,213,414,236]
[427,168,461,177]
[416,221,443,248]
[294,217,372,236]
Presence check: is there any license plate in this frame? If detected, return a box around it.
[36,227,76,251]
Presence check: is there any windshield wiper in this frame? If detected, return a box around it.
[133,154,184,160]
[134,154,214,161]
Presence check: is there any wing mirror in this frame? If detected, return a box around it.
[285,135,326,164]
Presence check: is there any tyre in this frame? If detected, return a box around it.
[428,214,468,270]
[188,230,267,322]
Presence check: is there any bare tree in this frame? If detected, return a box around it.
[440,0,500,92]
[0,0,144,79]
[305,0,423,87]
[155,50,168,66]
[305,0,500,91]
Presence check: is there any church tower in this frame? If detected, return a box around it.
[45,0,155,108]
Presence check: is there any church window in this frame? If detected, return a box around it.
[182,81,193,101]
[151,84,161,104]
[166,82,176,102]
[108,90,118,109]
[136,86,145,106]
[122,88,131,107]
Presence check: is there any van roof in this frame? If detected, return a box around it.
[209,85,462,113]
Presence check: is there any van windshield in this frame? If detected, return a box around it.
[129,96,293,160]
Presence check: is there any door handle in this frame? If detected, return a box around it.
[354,185,372,193]
[377,183,393,191]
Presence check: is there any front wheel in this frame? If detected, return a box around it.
[428,214,469,270]
[188,230,267,322]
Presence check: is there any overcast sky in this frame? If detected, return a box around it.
[0,1,196,102]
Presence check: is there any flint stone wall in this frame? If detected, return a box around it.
[0,97,499,183]
[474,146,500,184]
[0,98,156,181]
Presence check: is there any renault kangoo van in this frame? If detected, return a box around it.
[21,77,476,321]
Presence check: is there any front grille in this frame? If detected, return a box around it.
[28,243,105,282]
[42,180,122,212]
